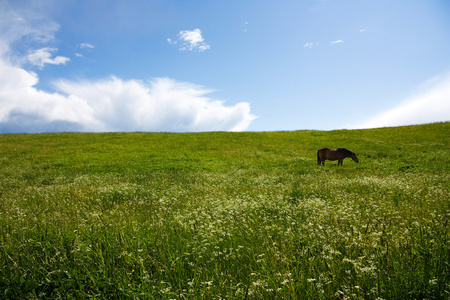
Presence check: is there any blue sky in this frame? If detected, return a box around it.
[1,0,449,133]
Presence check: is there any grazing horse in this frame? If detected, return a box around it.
[317,148,359,166]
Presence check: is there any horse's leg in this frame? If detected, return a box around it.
[317,151,323,165]
[338,160,343,165]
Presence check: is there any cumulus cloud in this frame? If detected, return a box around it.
[304,42,313,48]
[0,60,101,133]
[0,67,255,133]
[353,73,450,129]
[53,77,255,132]
[168,28,210,52]
[26,47,70,68]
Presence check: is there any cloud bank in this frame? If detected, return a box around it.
[0,5,254,133]
[353,73,450,129]
[0,62,256,133]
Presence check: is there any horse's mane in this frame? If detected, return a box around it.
[336,148,354,155]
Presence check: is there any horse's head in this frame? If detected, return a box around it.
[351,153,359,163]
[339,148,359,163]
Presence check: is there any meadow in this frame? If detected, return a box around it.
[0,122,449,299]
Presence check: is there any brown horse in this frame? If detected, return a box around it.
[317,148,359,165]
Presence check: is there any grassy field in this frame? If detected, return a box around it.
[0,122,449,299]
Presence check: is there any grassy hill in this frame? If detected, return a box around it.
[0,122,449,299]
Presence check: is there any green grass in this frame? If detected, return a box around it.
[0,122,449,299]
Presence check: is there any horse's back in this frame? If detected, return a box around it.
[317,147,328,155]
[319,148,342,160]
[317,147,330,154]
[336,148,351,154]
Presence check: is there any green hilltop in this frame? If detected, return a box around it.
[0,122,449,299]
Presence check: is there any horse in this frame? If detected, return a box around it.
[317,148,359,166]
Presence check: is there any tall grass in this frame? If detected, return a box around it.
[0,122,449,299]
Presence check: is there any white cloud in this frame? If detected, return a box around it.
[330,39,343,45]
[0,60,101,133]
[0,65,255,132]
[26,47,70,68]
[53,77,255,132]
[353,73,450,129]
[79,43,95,49]
[168,28,210,52]
[304,42,313,48]
[74,43,94,60]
